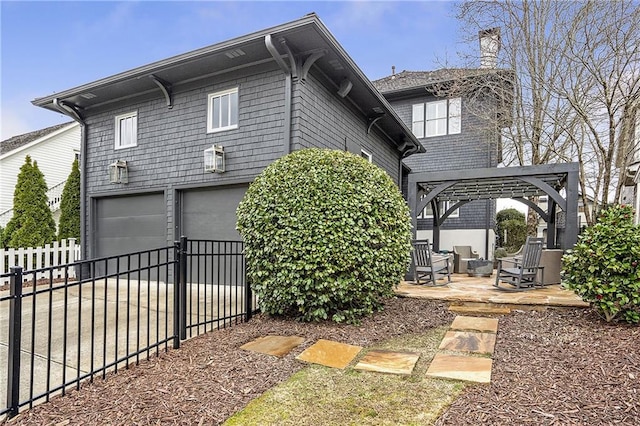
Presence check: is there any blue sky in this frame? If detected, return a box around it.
[0,0,472,140]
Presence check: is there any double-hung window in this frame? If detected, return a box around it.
[115,111,137,149]
[207,87,238,133]
[411,98,461,138]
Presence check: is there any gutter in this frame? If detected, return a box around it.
[398,144,419,189]
[53,99,88,260]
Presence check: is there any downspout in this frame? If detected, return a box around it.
[398,144,418,190]
[53,98,87,260]
[265,35,292,155]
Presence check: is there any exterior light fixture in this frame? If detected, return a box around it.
[204,145,225,173]
[109,160,128,184]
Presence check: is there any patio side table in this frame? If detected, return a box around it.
[467,259,493,277]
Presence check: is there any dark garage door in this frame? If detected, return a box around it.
[95,193,166,278]
[180,185,248,241]
[180,185,248,285]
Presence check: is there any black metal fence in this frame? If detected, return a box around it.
[1,237,254,419]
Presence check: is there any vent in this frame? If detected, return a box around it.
[80,93,97,99]
[328,59,344,71]
[224,48,246,59]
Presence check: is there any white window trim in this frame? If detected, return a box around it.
[207,87,239,134]
[361,149,373,163]
[418,200,459,219]
[411,98,462,139]
[114,111,137,150]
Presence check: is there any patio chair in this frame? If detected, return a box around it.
[412,240,451,286]
[453,246,479,273]
[494,236,545,291]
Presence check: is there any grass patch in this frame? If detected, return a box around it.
[224,326,469,426]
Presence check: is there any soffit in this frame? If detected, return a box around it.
[31,14,423,153]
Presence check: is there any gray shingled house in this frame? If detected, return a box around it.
[32,14,424,260]
[373,49,514,258]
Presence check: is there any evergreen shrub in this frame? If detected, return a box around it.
[496,208,527,252]
[562,204,640,323]
[58,159,81,242]
[5,156,57,248]
[236,149,412,324]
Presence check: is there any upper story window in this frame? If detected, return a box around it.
[412,98,461,138]
[361,149,372,163]
[115,111,137,149]
[207,87,238,133]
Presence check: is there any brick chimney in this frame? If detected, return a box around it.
[479,27,501,69]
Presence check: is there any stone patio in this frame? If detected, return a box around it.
[396,273,588,309]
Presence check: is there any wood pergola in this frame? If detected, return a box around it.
[407,163,580,252]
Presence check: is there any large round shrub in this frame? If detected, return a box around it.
[562,204,640,323]
[236,148,412,324]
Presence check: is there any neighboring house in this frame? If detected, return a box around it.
[536,193,595,240]
[0,122,80,228]
[373,29,513,258]
[619,107,640,224]
[32,14,423,261]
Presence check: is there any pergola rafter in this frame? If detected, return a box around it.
[407,163,580,252]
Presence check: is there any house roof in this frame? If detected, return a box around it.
[32,13,424,154]
[373,68,514,97]
[0,122,74,156]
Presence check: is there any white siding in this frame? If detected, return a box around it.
[0,123,80,227]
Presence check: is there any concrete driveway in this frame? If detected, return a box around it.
[1,278,246,413]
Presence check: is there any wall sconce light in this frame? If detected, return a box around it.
[109,160,128,184]
[204,145,225,173]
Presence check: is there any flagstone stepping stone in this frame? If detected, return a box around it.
[240,335,305,357]
[450,315,499,333]
[296,339,362,369]
[438,331,496,354]
[448,303,511,315]
[426,353,492,383]
[354,350,420,375]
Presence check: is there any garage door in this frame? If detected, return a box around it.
[95,193,166,278]
[180,185,248,286]
[180,185,248,241]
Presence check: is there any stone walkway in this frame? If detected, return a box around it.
[240,310,503,384]
[425,315,499,383]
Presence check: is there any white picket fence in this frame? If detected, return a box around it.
[1,238,81,285]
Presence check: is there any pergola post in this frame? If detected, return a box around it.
[547,201,557,249]
[407,174,418,241]
[564,166,579,250]
[432,200,441,252]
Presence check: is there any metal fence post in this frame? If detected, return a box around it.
[7,266,23,418]
[179,236,187,340]
[172,241,181,350]
[244,250,252,322]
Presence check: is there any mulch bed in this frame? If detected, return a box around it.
[4,298,639,425]
[437,308,640,426]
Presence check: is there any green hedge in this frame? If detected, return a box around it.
[236,149,412,324]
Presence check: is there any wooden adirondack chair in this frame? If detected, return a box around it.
[412,240,451,286]
[494,236,545,291]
